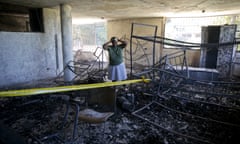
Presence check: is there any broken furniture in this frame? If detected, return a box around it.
[78,108,114,141]
[55,46,106,83]
[128,26,240,143]
[60,87,116,142]
[129,23,158,75]
[78,109,113,124]
[132,68,240,144]
[156,49,220,81]
[55,60,91,83]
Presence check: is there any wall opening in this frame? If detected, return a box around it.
[164,15,240,49]
[0,2,44,32]
[73,22,107,62]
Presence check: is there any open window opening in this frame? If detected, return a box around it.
[73,21,107,62]
[164,15,240,49]
[0,2,44,32]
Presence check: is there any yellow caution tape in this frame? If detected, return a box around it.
[0,79,150,97]
[141,76,149,83]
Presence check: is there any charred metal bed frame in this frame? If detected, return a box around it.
[130,28,240,143]
[132,67,240,144]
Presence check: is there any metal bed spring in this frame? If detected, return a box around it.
[156,49,187,68]
[132,68,240,143]
[155,68,240,122]
[154,49,189,77]
[124,38,150,61]
[158,92,240,128]
[132,100,239,144]
[132,101,214,144]
[143,92,240,128]
[133,68,240,102]
[55,47,105,83]
[55,60,91,82]
[154,69,240,109]
[151,68,240,96]
[133,91,240,143]
[165,85,240,107]
[132,68,187,96]
[204,80,240,91]
[178,79,240,95]
[133,66,240,95]
[154,50,240,94]
[162,90,240,111]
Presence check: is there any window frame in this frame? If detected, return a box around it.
[164,15,240,50]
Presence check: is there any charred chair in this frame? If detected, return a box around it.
[61,89,114,142]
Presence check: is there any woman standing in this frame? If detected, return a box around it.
[103,36,127,81]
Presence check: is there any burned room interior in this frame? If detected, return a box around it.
[1,0,240,144]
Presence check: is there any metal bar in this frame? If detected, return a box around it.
[73,103,79,140]
[171,87,240,99]
[132,22,158,28]
[130,23,134,78]
[132,105,213,144]
[155,101,240,128]
[162,93,240,111]
[152,25,158,67]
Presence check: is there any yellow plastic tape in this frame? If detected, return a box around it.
[0,79,150,97]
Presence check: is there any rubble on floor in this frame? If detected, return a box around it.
[0,76,240,144]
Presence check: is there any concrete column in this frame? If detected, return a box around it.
[60,4,74,82]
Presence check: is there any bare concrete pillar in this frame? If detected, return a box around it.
[60,4,74,82]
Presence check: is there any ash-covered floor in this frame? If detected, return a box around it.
[0,90,169,144]
[1,77,240,144]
